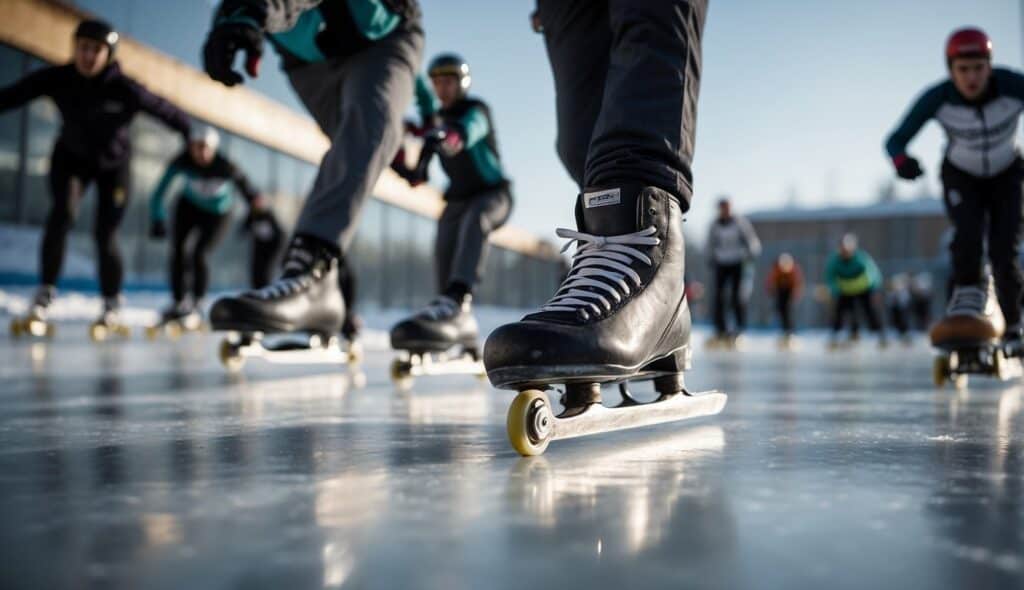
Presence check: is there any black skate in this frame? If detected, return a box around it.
[931,282,1021,388]
[146,300,205,340]
[389,295,485,389]
[89,296,131,342]
[10,286,55,339]
[484,185,726,456]
[209,236,353,371]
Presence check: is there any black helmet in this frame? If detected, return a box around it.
[75,19,119,57]
[428,53,471,96]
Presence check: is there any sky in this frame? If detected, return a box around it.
[72,0,1023,242]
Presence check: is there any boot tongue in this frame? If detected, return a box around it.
[577,186,641,236]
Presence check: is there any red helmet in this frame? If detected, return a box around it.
[946,28,993,63]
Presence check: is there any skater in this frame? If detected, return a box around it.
[706,197,761,347]
[484,1,726,455]
[765,252,803,346]
[884,27,1024,355]
[886,273,914,345]
[388,54,513,376]
[825,234,887,348]
[0,19,191,337]
[202,0,423,348]
[147,126,262,335]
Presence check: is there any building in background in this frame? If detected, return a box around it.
[0,0,562,310]
[746,198,949,329]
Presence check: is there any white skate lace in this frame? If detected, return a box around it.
[419,296,459,321]
[539,227,660,321]
[946,285,987,317]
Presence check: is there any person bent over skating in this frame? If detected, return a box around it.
[0,20,191,330]
[706,197,761,347]
[149,126,263,328]
[484,0,709,403]
[202,0,423,339]
[389,54,513,356]
[825,234,886,349]
[765,252,803,347]
[885,28,1024,354]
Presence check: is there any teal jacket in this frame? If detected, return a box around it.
[414,75,508,200]
[265,0,411,65]
[825,250,882,297]
[150,151,258,222]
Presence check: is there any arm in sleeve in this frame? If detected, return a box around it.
[739,217,762,258]
[884,83,945,159]
[415,75,439,124]
[0,67,58,112]
[149,163,182,223]
[129,79,192,141]
[861,252,883,290]
[228,159,260,205]
[456,106,490,149]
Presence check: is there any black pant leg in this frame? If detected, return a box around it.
[942,161,987,287]
[40,147,87,287]
[92,160,131,298]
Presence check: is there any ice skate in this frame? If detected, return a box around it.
[389,295,485,389]
[89,296,131,342]
[146,299,205,340]
[341,313,364,364]
[483,186,726,456]
[210,236,353,371]
[10,286,56,339]
[930,281,1020,388]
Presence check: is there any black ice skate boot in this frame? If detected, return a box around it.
[209,235,345,336]
[390,294,479,353]
[484,185,693,402]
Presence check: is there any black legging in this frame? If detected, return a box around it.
[832,291,883,335]
[41,145,131,297]
[776,287,794,333]
[170,198,231,302]
[713,262,745,334]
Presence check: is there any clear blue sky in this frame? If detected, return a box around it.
[74,0,1022,241]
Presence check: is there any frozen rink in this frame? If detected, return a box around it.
[1,305,1022,589]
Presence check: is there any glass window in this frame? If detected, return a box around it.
[0,45,26,222]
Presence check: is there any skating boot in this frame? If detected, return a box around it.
[930,280,1014,388]
[1002,324,1024,359]
[210,236,347,371]
[89,296,131,341]
[146,299,203,340]
[389,295,484,388]
[10,285,56,338]
[484,185,726,455]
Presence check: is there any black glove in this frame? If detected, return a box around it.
[203,1,266,86]
[150,219,167,240]
[894,155,923,180]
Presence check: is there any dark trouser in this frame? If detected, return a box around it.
[537,0,706,205]
[435,186,513,292]
[41,145,131,298]
[942,158,1024,326]
[289,22,423,249]
[251,232,285,290]
[337,255,357,315]
[170,198,231,302]
[888,302,909,336]
[776,287,794,333]
[713,262,745,335]
[832,291,882,334]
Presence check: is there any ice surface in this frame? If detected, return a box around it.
[0,288,1022,590]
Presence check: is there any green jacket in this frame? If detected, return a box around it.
[825,250,882,296]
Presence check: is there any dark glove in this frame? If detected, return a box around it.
[893,154,923,180]
[150,219,167,240]
[203,1,266,86]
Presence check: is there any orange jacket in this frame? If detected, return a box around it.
[766,262,804,298]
